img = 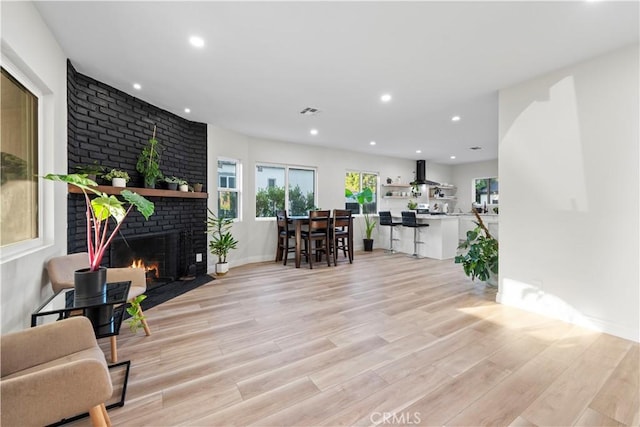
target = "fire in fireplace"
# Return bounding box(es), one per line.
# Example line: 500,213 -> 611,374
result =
110,231 -> 179,288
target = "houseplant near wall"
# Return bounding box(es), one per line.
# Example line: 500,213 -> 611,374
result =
454,211 -> 498,286
136,125 -> 162,188
345,187 -> 376,251
163,176 -> 180,191
103,169 -> 130,187
74,161 -> 105,182
44,173 -> 154,291
207,209 -> 238,276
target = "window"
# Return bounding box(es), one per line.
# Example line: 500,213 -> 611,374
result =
217,159 -> 240,219
474,177 -> 499,205
255,164 -> 316,217
345,171 -> 378,214
1,67 -> 39,247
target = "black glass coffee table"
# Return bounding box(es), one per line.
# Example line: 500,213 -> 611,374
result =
31,281 -> 131,339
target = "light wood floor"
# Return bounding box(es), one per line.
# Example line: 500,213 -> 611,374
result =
82,250 -> 637,426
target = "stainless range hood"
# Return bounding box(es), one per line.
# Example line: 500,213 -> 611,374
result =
413,160 -> 440,186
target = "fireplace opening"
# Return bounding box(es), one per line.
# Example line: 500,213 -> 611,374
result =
110,231 -> 179,288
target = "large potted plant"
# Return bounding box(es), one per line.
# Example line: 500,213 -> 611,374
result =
136,125 -> 162,188
454,211 -> 498,286
345,187 -> 376,251
207,209 -> 238,276
44,173 -> 154,292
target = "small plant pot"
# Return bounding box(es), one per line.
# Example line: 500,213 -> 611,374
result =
215,262 -> 229,276
166,182 -> 178,191
112,177 -> 127,187
363,239 -> 374,252
179,184 -> 189,192
193,183 -> 203,192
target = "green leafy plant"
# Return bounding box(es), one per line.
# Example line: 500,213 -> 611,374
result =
163,176 -> 181,184
102,169 -> 130,182
74,161 -> 105,177
126,294 -> 147,333
454,212 -> 498,283
44,173 -> 154,271
345,187 -> 376,239
407,199 -> 418,210
136,125 -> 162,187
207,209 -> 239,264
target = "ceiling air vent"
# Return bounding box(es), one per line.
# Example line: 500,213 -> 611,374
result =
469,146 -> 483,150
300,107 -> 320,116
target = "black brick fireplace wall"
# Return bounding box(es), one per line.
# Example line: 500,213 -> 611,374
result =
66,61 -> 208,276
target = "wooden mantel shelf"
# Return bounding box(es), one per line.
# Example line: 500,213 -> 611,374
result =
67,184 -> 208,199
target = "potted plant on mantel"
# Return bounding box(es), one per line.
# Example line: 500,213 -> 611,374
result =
102,168 -> 130,187
44,173 -> 154,298
345,187 -> 376,251
454,210 -> 498,286
136,125 -> 163,188
207,209 -> 238,276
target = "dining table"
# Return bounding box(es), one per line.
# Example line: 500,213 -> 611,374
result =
287,213 -> 354,268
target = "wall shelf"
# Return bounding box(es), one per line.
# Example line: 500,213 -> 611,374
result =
67,184 -> 208,199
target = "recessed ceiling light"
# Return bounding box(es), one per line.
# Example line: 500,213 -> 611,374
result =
184,108 -> 191,113
380,94 -> 392,103
450,155 -> 456,159
189,36 -> 205,48
133,83 -> 141,90
370,141 -> 376,146
310,129 -> 319,136
451,115 -> 461,122
416,150 -> 422,154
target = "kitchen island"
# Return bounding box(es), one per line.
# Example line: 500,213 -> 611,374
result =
388,213 -> 459,260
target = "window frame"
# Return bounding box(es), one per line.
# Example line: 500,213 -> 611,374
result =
0,57 -> 45,261
255,162 -> 317,219
473,176 -> 499,206
345,170 -> 379,215
217,157 -> 241,221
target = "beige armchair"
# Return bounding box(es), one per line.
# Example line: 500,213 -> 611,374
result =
46,253 -> 152,362
1,316 -> 113,426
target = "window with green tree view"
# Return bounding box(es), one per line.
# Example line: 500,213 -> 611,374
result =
255,164 -> 316,217
345,171 -> 378,214
474,177 -> 499,205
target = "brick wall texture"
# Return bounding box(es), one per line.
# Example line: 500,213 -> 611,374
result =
67,61 -> 208,276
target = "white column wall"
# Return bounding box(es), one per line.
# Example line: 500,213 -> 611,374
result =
498,45 -> 639,341
1,2 -> 69,333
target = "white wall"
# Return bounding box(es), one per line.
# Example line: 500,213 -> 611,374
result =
451,159 -> 499,213
498,45 -> 639,342
0,2 -> 69,333
207,125 -> 424,270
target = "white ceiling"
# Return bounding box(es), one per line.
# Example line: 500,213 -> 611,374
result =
34,1 -> 638,164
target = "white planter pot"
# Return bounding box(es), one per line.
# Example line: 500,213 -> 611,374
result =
179,184 -> 189,192
112,178 -> 127,187
215,262 -> 229,276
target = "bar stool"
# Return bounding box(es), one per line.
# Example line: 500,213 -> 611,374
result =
401,211 -> 429,258
378,211 -> 401,253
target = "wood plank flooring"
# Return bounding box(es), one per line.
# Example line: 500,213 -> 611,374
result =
77,250 -> 638,426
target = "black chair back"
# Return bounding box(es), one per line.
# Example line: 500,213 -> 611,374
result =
401,211 -> 418,227
379,211 -> 393,226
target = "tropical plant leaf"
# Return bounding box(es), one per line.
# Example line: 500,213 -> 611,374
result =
121,190 -> 155,220
43,173 -> 99,195
91,195 -> 126,222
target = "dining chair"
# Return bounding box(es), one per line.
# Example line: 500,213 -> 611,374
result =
276,210 -> 296,265
332,209 -> 353,265
301,210 -> 332,268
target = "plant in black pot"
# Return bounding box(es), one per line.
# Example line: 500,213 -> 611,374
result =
454,211 -> 498,286
44,174 -> 154,325
163,176 -> 180,191
207,209 -> 239,276
74,161 -> 105,183
345,187 -> 376,251
136,125 -> 163,188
